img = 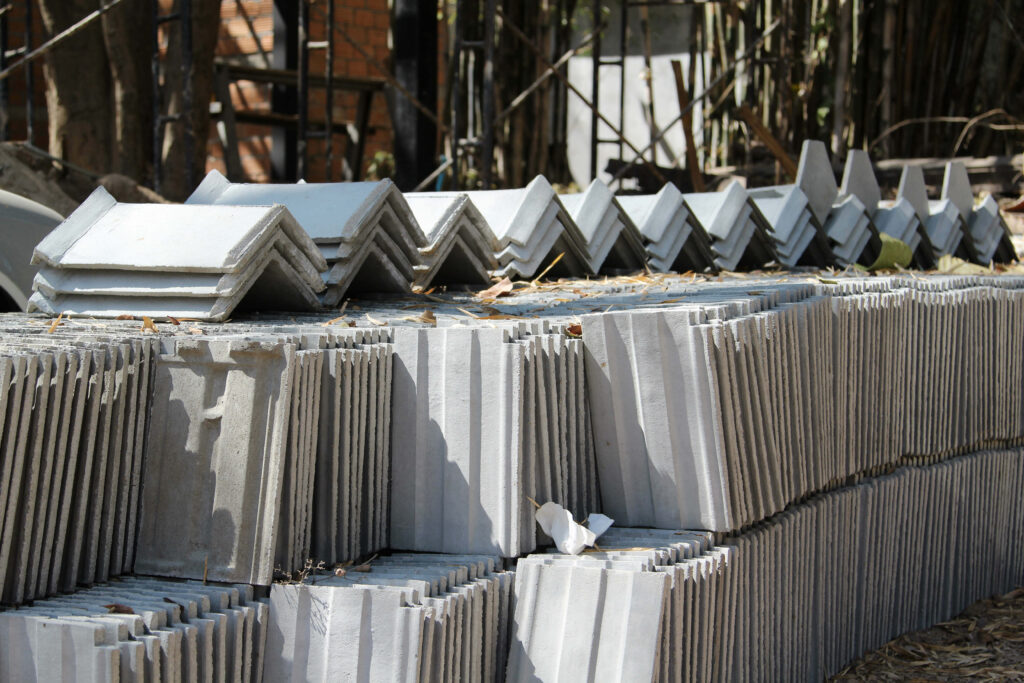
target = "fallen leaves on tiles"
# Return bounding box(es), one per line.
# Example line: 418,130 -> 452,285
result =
936,254 -> 992,275
476,277 -> 515,299
141,315 -> 158,333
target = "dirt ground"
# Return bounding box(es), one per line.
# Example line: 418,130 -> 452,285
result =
832,587 -> 1024,681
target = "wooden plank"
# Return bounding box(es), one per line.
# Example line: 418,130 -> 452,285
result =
736,104 -> 799,180
213,66 -> 244,181
670,59 -> 705,192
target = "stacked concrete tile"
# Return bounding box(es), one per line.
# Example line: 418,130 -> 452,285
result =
187,169 -> 426,305
0,329 -> 155,606
746,184 -> 833,268
792,141 -> 880,266
841,150 -> 937,268
435,176 -> 593,279
969,194 -> 1018,264
404,193 -> 499,288
0,577 -> 267,683
134,325 -> 395,586
933,160 -> 1019,264
557,180 -> 648,273
27,187 -> 327,321
389,322 -> 598,558
616,184 -> 718,273
134,336 -> 297,586
583,276 -> 1024,531
310,341 -> 394,566
683,181 -> 778,271
508,447 -> 1024,682
725,447 -> 1024,682
506,528 -> 727,683
911,162 -> 970,259
264,553 -> 514,682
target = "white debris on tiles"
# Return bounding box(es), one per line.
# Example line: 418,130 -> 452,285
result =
0,577 -> 267,683
27,186 -> 327,321
683,181 -> 779,271
264,553 -> 514,683
187,169 -> 426,305
404,193 -> 500,289
557,179 -> 648,273
616,183 -> 718,273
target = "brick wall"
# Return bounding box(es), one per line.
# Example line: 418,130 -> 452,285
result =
209,0 -> 395,183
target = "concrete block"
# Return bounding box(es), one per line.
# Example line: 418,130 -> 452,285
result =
795,140 -> 839,225
684,182 -> 778,271
506,561 -> 669,682
616,184 -> 717,274
405,193 -> 499,287
559,179 -> 648,273
135,337 -> 296,585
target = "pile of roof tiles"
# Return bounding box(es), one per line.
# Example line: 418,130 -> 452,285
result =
389,322 -> 599,559
265,553 -> 514,682
584,275 -> 1024,532
134,328 -> 395,585
0,577 -> 266,682
5,223 -> 1024,682
506,447 -> 1024,682
23,142 -> 1018,323
0,325 -> 156,607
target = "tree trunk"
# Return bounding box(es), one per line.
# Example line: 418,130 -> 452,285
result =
100,0 -> 155,181
158,0 -> 220,200
37,0 -> 114,173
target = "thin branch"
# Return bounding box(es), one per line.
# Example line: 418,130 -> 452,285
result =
0,0 -> 129,82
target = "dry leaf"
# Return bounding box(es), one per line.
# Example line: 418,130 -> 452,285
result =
104,603 -> 135,614
418,310 -> 437,325
456,307 -> 480,319
365,313 -> 387,326
167,316 -> 181,326
187,326 -> 204,335
476,277 -> 514,299
141,316 -> 158,333
321,315 -> 348,327
566,323 -> 582,337
47,312 -> 63,334
115,314 -> 134,321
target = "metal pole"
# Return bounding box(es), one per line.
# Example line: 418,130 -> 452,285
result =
296,0 -> 308,180
0,3 -> 9,141
23,0 -> 31,143
323,0 -> 334,180
589,0 -> 600,179
151,0 -> 162,193
181,0 -> 193,193
479,0 -> 495,188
